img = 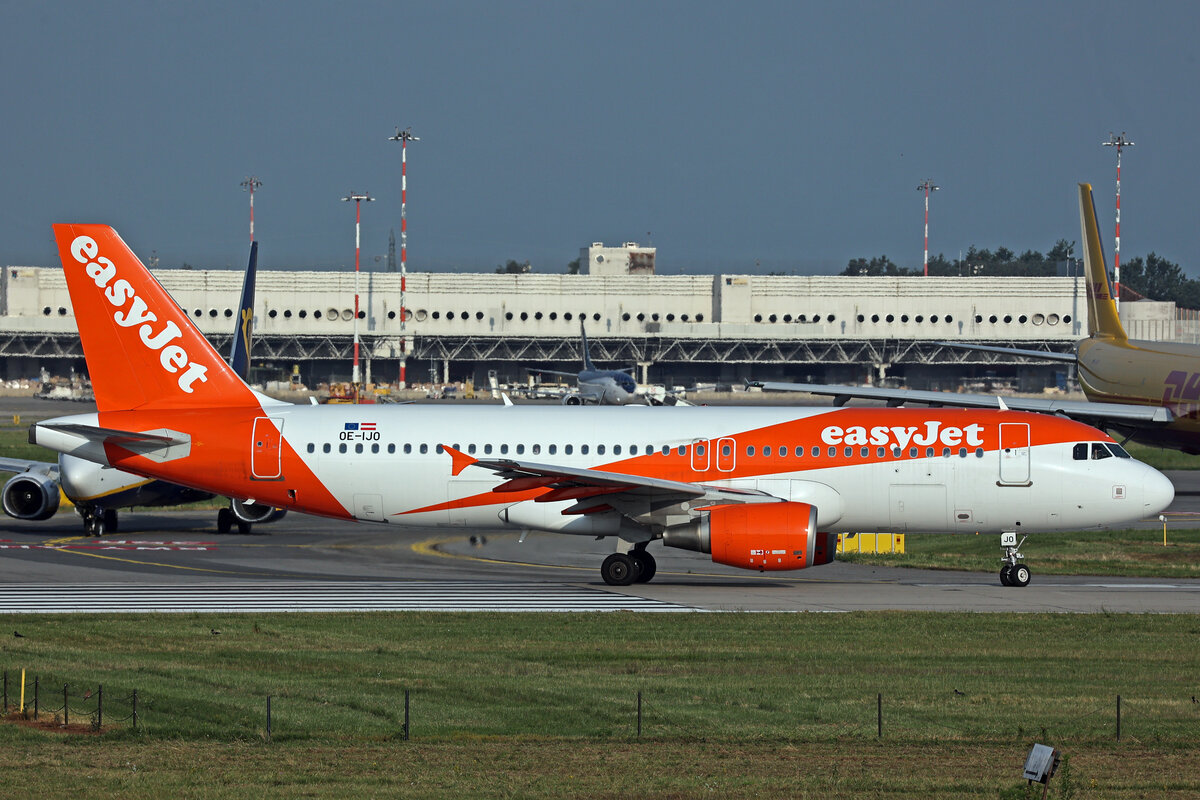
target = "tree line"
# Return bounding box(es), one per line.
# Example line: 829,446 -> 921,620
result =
841,242 -> 1196,308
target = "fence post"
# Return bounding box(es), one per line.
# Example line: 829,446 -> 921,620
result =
63,684 -> 68,727
1116,695 -> 1121,742
97,685 -> 103,731
3,669 -> 6,713
877,693 -> 882,738
266,695 -> 272,742
132,689 -> 138,732
403,690 -> 410,741
34,675 -> 38,719
637,690 -> 642,739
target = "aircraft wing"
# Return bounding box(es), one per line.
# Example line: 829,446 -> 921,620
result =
0,457 -> 58,478
527,368 -> 579,379
442,445 -> 779,515
749,381 -> 1173,426
932,341 -> 1078,363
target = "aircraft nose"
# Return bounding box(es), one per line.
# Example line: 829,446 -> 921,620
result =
1142,467 -> 1175,516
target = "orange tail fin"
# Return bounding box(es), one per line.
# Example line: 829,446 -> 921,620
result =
52,225 -> 259,412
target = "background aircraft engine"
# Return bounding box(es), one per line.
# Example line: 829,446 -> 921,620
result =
561,393 -> 584,406
230,498 -> 280,524
663,501 -> 836,571
2,473 -> 61,521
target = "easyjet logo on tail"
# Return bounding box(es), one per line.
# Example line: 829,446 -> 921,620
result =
69,235 -> 208,393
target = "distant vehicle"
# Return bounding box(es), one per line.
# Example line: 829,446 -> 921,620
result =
752,183 -> 1196,451
530,320 -> 694,405
0,240 -> 284,535
29,223 -> 1174,588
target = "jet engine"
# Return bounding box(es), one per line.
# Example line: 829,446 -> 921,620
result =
662,501 -> 836,571
230,498 -> 286,524
561,393 -> 585,406
2,472 -> 62,521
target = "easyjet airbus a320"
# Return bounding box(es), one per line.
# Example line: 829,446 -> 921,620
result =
31,226 -> 1173,587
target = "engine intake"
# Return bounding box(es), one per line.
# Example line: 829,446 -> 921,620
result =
230,498 -> 285,524
663,501 -> 835,571
2,473 -> 62,521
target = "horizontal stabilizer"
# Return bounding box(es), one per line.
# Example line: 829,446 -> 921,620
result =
32,421 -> 192,463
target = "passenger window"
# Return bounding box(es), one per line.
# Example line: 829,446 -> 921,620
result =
844,447 -> 853,457
468,443 -> 477,455
909,448 -> 918,458
403,443 -> 412,454
483,443 -> 492,455
1072,443 -> 1087,460
676,446 -> 685,456
613,445 -> 621,455
779,446 -> 788,457
745,445 -> 754,456
516,444 -> 525,455
436,445 -> 445,454
370,443 -> 379,454
828,447 -> 836,457
942,448 -> 950,458
597,444 -> 606,455
565,444 -> 573,455
1091,443 -> 1112,460
549,444 -> 557,455
694,445 -> 703,456
306,443 -> 315,453
959,448 -> 967,458
975,448 -> 984,457
581,444 -> 589,455
860,447 -> 869,457
764,446 -> 772,457
339,443 -> 347,454
532,444 -> 540,455
387,443 -> 396,454
322,443 -> 331,454
926,447 -> 934,458
892,447 -> 901,457
812,446 -> 820,457
877,447 -> 885,457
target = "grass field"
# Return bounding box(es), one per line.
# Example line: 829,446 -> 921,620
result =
2,613 -> 1200,798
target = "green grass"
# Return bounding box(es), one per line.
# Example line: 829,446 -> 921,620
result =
2,613 -> 1200,797
841,528 -> 1200,578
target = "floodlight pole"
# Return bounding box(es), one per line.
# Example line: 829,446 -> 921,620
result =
342,192 -> 374,402
389,126 -> 419,389
917,180 -> 939,276
240,176 -> 263,243
1103,133 -> 1134,313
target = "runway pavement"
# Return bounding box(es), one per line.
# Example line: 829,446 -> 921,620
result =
2,501 -> 1199,613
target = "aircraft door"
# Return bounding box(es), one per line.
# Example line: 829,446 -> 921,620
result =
251,417 -> 284,480
716,437 -> 736,472
690,439 -> 710,472
998,423 -> 1030,485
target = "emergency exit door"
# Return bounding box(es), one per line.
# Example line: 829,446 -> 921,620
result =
251,417 -> 284,479
998,422 -> 1030,485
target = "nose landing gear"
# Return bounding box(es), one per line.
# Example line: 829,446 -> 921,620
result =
999,531 -> 1030,587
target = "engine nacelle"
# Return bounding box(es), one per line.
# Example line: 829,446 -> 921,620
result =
662,501 -> 836,571
561,393 -> 585,406
2,472 -> 62,521
230,498 -> 283,524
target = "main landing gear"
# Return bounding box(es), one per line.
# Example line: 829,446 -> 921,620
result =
216,507 -> 252,535
80,507 -> 118,537
601,545 -> 657,586
999,531 -> 1031,587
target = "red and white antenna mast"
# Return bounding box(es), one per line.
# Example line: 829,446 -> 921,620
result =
389,126 -> 418,389
240,176 -> 263,242
341,191 -> 374,403
1103,132 -> 1134,313
916,179 -> 939,276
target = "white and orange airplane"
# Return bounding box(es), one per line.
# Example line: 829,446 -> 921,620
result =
30,225 -> 1174,587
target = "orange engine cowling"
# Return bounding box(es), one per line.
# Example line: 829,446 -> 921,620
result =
700,502 -> 835,571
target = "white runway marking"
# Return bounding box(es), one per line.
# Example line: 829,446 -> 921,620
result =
0,581 -> 691,613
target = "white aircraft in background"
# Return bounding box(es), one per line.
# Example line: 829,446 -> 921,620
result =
1,240 -> 284,535
31,225 -> 1172,586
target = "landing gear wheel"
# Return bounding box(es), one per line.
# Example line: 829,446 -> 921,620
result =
237,520 -> 252,535
630,551 -> 657,583
1009,564 -> 1031,587
217,507 -> 233,534
90,516 -> 106,537
601,553 -> 637,586
102,508 -> 119,533
999,564 -> 1013,586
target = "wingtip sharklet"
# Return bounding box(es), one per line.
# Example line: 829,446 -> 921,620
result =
441,444 -> 478,477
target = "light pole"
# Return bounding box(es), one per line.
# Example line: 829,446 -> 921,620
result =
240,176 -> 262,243
1103,132 -> 1134,313
389,126 -> 418,389
917,180 -> 939,276
342,192 -> 374,402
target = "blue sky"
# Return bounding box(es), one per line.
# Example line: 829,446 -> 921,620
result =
2,1 -> 1197,274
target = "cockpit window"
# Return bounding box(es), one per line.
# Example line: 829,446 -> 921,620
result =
1090,443 -> 1112,460
1072,443 -> 1087,460
1106,443 -> 1132,458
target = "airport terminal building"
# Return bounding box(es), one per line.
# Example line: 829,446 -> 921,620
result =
0,258 -> 1182,391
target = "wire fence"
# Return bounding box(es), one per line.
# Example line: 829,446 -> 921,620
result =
4,668 -> 1200,743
